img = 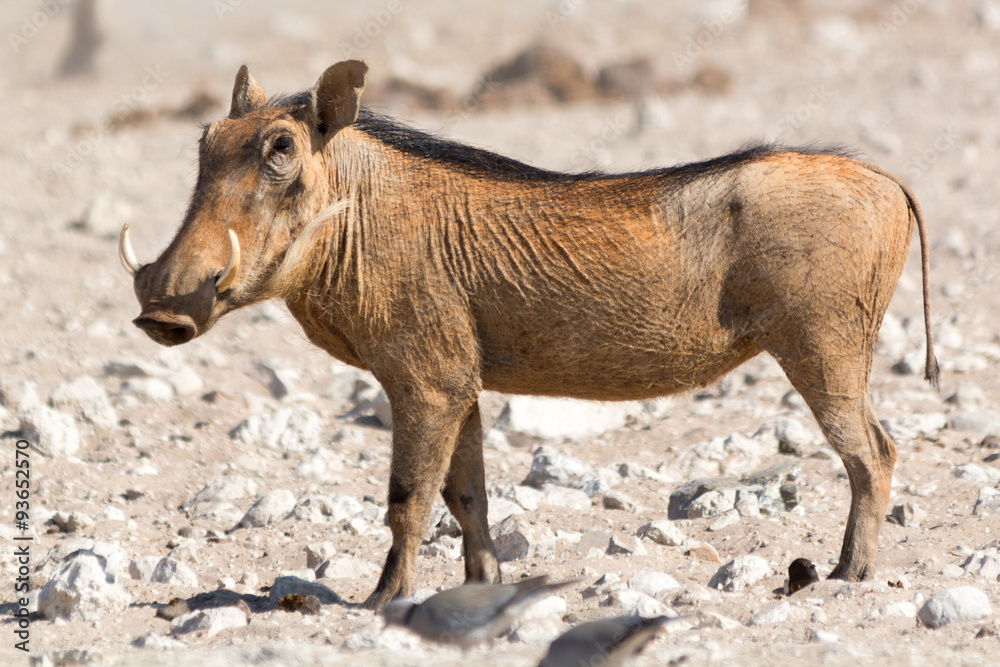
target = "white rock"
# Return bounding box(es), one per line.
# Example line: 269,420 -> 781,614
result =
268,576 -> 342,604
880,413 -> 947,443
638,520 -> 686,546
491,484 -> 543,512
38,552 -> 131,621
628,570 -> 680,598
239,489 -> 297,527
170,605 -> 250,637
673,431 -> 764,479
709,555 -> 772,592
523,451 -> 591,488
167,365 -> 204,396
36,540 -> 130,581
869,601 -> 917,619
491,515 -> 554,562
954,464 -> 1000,483
890,502 -> 928,528
129,556 -> 162,582
810,629 -> 838,643
498,396 -> 644,441
96,506 -> 126,522
122,377 -> 175,402
290,494 -> 364,524
602,589 -> 671,618
962,551 -> 1000,579
918,586 -> 992,628
0,378 -> 40,411
687,488 -> 738,519
508,616 -> 564,645
183,475 -> 260,511
316,557 -> 380,579
695,611 -> 742,631
950,411 -> 1000,436
973,487 -> 1000,516
306,541 -> 338,569
576,466 -> 622,497
151,558 -> 199,588
193,503 -> 243,524
602,489 -> 638,512
230,407 -> 323,453
49,376 -> 117,429
19,406 -> 81,457
293,447 -> 345,482
539,485 -> 592,511
484,428 -> 512,452
748,601 -> 790,626
607,534 -> 647,556
709,509 -> 741,531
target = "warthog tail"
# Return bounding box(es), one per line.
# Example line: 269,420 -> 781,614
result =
860,161 -> 940,390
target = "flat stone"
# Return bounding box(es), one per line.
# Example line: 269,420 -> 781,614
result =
709,555 -> 772,592
539,485 -> 592,511
290,494 -> 364,524
150,558 -> 199,588
869,601 -> 917,619
19,405 -> 80,457
38,552 -> 131,621
708,509 -> 741,531
498,397 -> 644,442
601,589 -> 670,618
973,487 -> 1000,516
49,376 -> 117,429
748,601 -> 790,626
954,464 -> 1000,483
229,407 -> 322,453
687,542 -> 722,564
637,520 -> 686,547
918,586 -> 992,628
628,570 -> 680,598
170,604 -> 250,637
316,556 -> 379,580
669,461 -> 802,519
238,489 -> 296,528
607,534 -> 647,556
182,475 -> 260,511
306,541 -> 338,569
890,502 -> 928,528
522,451 -> 590,488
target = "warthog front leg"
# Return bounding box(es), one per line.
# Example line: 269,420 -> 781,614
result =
441,402 -> 500,585
363,389 -> 478,611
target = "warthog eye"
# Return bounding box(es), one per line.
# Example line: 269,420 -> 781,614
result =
272,135 -> 294,153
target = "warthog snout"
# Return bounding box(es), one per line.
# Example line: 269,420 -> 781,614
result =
133,312 -> 197,346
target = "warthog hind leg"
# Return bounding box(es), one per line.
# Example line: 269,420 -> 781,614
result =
441,401 -> 501,585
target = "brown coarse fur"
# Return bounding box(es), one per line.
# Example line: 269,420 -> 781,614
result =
128,60 -> 938,611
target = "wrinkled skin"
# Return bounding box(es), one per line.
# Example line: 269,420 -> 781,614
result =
128,60 -> 937,611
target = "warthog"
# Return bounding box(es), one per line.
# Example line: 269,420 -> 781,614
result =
122,60 -> 937,610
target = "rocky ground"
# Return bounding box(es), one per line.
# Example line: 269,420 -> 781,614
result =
2,0 -> 1000,665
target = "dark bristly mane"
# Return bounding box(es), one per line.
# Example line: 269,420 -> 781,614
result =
269,92 -> 853,183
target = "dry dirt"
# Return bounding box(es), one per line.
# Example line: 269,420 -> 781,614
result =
2,1 -> 1000,665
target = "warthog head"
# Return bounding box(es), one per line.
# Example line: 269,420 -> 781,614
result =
121,61 -> 367,346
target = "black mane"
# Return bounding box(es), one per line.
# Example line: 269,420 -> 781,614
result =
270,93 -> 852,183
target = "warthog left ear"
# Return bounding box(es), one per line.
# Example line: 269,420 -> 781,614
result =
311,60 -> 368,139
230,65 -> 267,118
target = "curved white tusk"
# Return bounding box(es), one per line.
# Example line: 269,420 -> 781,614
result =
118,222 -> 141,276
215,229 -> 241,293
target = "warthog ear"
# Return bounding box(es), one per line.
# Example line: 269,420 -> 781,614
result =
230,65 -> 267,118
311,60 -> 368,139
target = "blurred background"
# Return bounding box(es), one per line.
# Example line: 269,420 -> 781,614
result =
1,0 -> 997,404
